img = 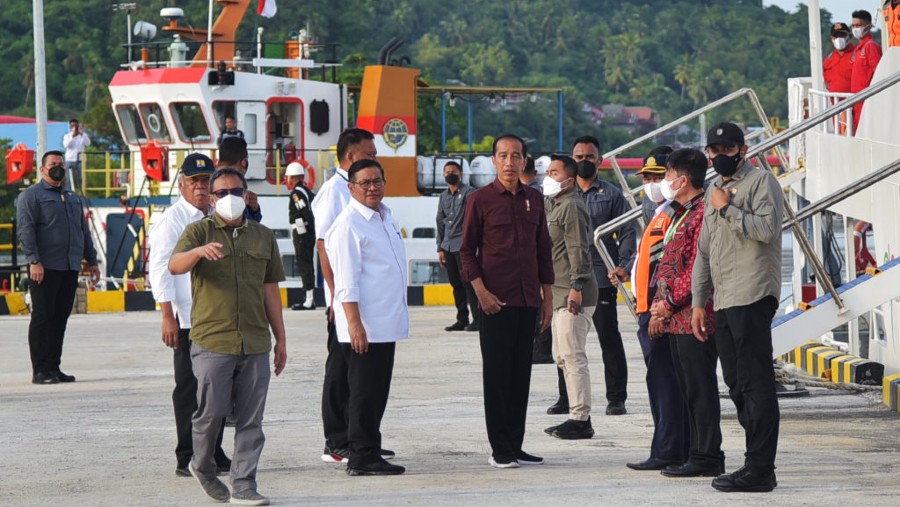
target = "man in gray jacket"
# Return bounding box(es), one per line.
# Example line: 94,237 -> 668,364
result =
691,122 -> 783,493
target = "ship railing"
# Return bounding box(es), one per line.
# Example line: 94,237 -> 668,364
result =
807,89 -> 854,137
594,70 -> 900,320
120,39 -> 341,78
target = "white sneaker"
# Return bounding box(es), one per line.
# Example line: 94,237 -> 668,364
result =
489,456 -> 520,469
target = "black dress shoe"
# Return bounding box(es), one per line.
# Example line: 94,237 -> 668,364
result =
711,466 -> 777,492
54,370 -> 76,382
464,323 -> 479,332
626,458 -> 683,471
661,461 -> 725,477
605,401 -> 627,415
175,466 -> 191,477
532,353 -> 554,364
551,418 -> 594,440
444,321 -> 467,332
215,456 -> 232,475
546,398 -> 569,415
346,459 -> 405,476
32,372 -> 59,385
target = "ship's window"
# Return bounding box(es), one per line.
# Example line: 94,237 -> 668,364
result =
243,113 -> 258,144
212,101 -> 236,132
139,103 -> 172,143
115,104 -> 146,144
170,102 -> 211,143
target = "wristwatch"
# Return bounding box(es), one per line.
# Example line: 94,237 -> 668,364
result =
571,280 -> 584,292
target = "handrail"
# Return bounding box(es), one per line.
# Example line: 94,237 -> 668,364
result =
781,158 -> 900,230
594,69 -> 900,318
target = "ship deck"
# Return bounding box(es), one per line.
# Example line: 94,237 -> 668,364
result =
1,306 -> 898,506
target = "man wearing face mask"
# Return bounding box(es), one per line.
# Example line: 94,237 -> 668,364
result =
850,10 -> 883,133
692,122 -> 784,493
823,23 -> 854,94
169,167 -> 286,505
17,151 -> 101,384
540,155 -> 598,440
622,149 -> 690,472
550,136 -> 635,417
217,136 -> 262,222
650,148 -> 723,479
436,161 -> 478,332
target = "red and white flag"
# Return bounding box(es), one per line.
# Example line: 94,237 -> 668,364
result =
258,0 -> 277,18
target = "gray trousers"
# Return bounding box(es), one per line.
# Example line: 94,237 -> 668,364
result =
191,343 -> 271,492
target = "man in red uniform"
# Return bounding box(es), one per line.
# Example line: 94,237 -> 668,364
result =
823,23 -> 854,93
850,10 -> 883,133
883,0 -> 900,47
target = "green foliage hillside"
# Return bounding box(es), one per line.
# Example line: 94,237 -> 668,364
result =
1,0 -> 835,155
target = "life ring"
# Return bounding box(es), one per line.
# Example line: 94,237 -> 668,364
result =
853,221 -> 876,274
297,159 -> 315,190
146,113 -> 162,134
280,159 -> 316,190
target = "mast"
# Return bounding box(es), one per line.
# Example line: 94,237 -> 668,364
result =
808,0 -> 824,91
32,0 -> 48,156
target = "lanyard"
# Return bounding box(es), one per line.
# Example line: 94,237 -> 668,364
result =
663,208 -> 691,246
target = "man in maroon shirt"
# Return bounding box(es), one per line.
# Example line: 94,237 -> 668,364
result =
460,134 -> 554,469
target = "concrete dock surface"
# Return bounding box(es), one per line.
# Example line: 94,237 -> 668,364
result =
2,306 -> 898,506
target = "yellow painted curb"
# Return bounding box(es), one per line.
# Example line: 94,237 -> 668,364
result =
4,293 -> 29,315
423,284 -> 455,306
86,291 -> 125,313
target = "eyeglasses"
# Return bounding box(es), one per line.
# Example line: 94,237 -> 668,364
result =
212,187 -> 245,198
350,178 -> 385,189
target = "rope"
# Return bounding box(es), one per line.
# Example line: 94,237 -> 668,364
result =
775,361 -> 881,392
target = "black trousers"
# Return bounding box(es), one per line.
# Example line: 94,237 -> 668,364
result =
28,269 -> 78,375
534,318 -> 552,359
173,328 -> 227,467
715,296 -> 780,473
292,232 -> 316,291
592,287 -> 628,402
669,332 -> 724,467
443,250 -> 478,325
636,313 -> 689,461
322,310 -> 350,450
341,342 -> 396,467
481,306 -> 537,460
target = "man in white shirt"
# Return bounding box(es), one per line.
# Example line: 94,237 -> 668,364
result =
148,153 -> 230,478
62,119 -> 90,192
325,159 -> 408,476
311,128 -> 393,464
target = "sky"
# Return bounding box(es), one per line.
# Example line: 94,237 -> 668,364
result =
762,0 -> 884,26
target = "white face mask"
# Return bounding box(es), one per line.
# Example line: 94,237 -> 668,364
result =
541,176 -> 566,198
852,26 -> 868,40
215,194 -> 246,221
659,177 -> 681,201
643,182 -> 665,203
832,37 -> 849,50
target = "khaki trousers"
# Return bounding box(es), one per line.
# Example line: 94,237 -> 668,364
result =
551,306 -> 595,421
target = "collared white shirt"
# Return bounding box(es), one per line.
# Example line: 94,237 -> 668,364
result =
62,131 -> 91,162
325,198 -> 409,344
311,166 -> 350,303
148,197 -> 208,328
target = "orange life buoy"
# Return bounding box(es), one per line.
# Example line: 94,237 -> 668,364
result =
281,159 -> 316,191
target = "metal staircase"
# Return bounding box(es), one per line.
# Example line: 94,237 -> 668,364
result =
772,258 -> 900,358
591,70 -> 900,359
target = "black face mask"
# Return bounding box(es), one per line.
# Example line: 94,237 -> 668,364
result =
576,160 -> 597,179
711,149 -> 743,177
444,173 -> 460,185
48,165 -> 66,182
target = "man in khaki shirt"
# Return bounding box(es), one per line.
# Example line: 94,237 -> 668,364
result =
691,122 -> 783,494
540,155 -> 598,441
170,167 -> 286,505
